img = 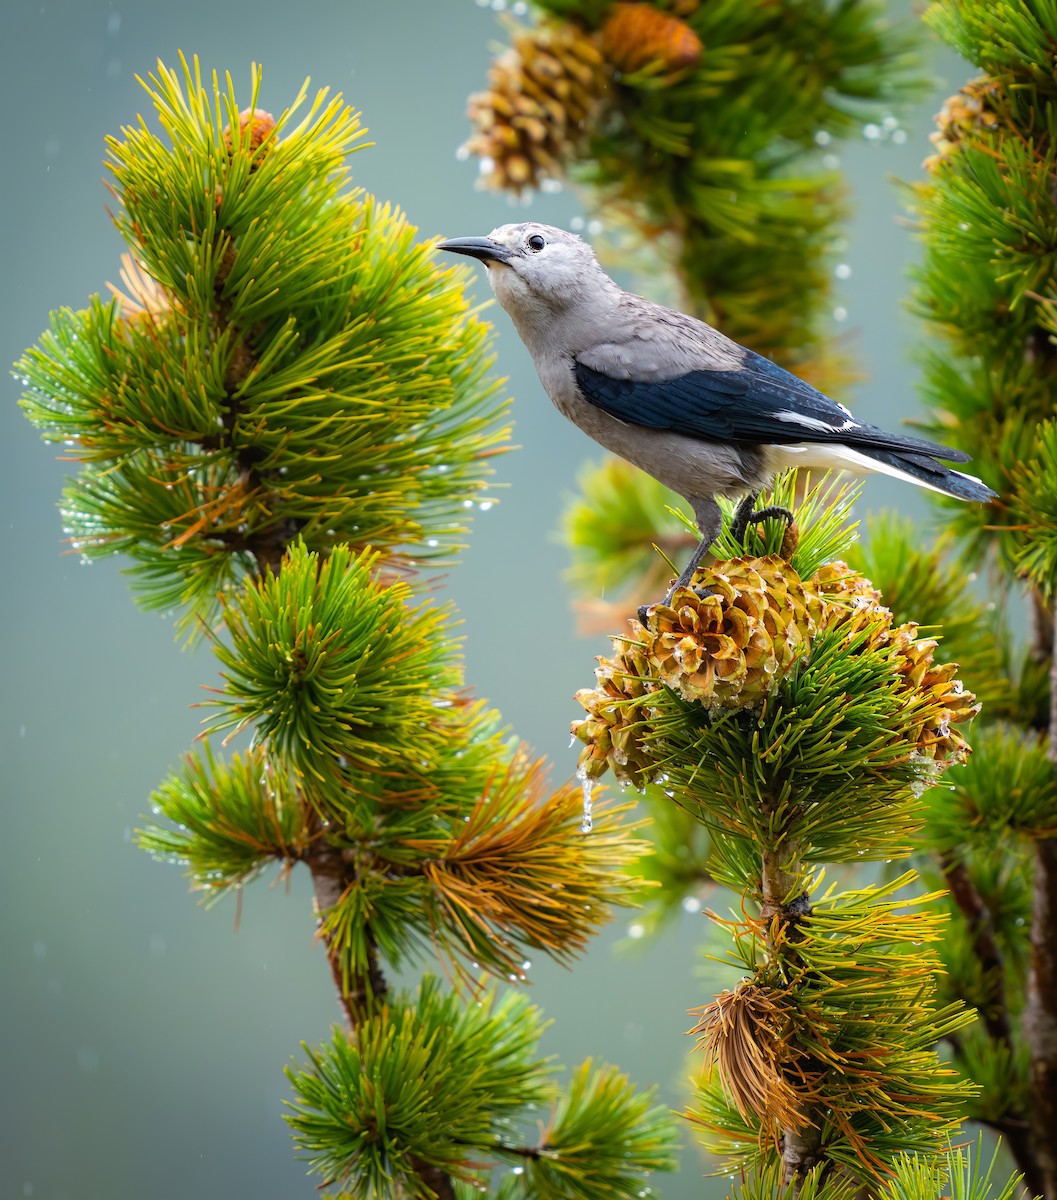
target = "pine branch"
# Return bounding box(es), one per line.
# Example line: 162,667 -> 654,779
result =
940,854 -> 1012,1048
758,813 -> 820,1186
1024,834 -> 1057,1198
1022,605 -> 1057,1198
306,843 -> 388,1025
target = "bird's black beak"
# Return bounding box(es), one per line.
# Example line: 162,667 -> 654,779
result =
436,236 -> 513,265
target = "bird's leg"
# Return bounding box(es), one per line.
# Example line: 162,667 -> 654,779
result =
664,535 -> 714,602
638,498 -> 722,621
641,542 -> 715,623
731,490 -> 794,546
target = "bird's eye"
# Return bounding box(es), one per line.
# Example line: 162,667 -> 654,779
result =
526,233 -> 546,252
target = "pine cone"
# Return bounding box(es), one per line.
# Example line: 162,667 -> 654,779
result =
642,557 -> 822,708
572,556 -> 979,784
572,556 -> 822,784
599,2 -> 703,76
574,636 -> 655,784
923,77 -> 1001,173
464,21 -> 608,195
814,559 -> 892,646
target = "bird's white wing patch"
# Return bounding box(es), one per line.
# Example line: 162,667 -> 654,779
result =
772,410 -> 857,433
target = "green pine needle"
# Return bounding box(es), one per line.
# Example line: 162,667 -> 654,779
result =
563,467 -> 860,609
1009,419 -> 1057,596
884,1140 -> 1023,1200
925,721 -> 1057,849
516,1059 -> 679,1199
711,471 -> 861,578
285,977 -> 554,1198
692,875 -> 975,1180
203,542 -> 460,780
640,618 -> 947,877
138,740 -> 310,893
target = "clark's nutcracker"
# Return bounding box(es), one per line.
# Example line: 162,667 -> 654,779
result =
438,223 -> 996,597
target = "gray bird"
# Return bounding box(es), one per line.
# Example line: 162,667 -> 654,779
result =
437,222 -> 995,599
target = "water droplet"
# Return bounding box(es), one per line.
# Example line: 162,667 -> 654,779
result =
891,129 -> 907,144
833,305 -> 848,323
511,1167 -> 524,1176
478,500 -> 493,511
587,219 -> 603,236
863,123 -> 882,141
455,145 -> 469,161
681,896 -> 701,914
822,152 -> 840,170
577,768 -> 594,833
521,959 -> 532,971
834,262 -> 852,280
627,922 -> 645,939
814,130 -> 831,146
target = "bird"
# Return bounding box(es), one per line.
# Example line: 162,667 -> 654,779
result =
437,222 -> 996,601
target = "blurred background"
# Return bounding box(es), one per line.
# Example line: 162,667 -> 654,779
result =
0,2 -> 968,1197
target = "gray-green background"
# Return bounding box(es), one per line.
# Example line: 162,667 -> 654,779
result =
1,3 -> 966,1197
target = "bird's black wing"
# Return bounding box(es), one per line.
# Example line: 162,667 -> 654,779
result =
573,349 -> 971,463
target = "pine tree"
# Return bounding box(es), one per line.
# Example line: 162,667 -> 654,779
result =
15,55 -> 678,1200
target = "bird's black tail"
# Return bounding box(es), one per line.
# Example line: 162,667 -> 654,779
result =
862,445 -> 996,502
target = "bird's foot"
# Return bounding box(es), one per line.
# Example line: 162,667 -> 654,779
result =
731,497 -> 795,546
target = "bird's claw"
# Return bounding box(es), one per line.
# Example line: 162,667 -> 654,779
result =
731,496 -> 795,546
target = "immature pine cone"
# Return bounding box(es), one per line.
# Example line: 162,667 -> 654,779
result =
599,2 -> 703,76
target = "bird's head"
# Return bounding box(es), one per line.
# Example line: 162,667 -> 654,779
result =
437,223 -> 612,332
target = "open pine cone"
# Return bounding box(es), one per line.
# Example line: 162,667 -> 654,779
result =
573,556 -> 979,783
